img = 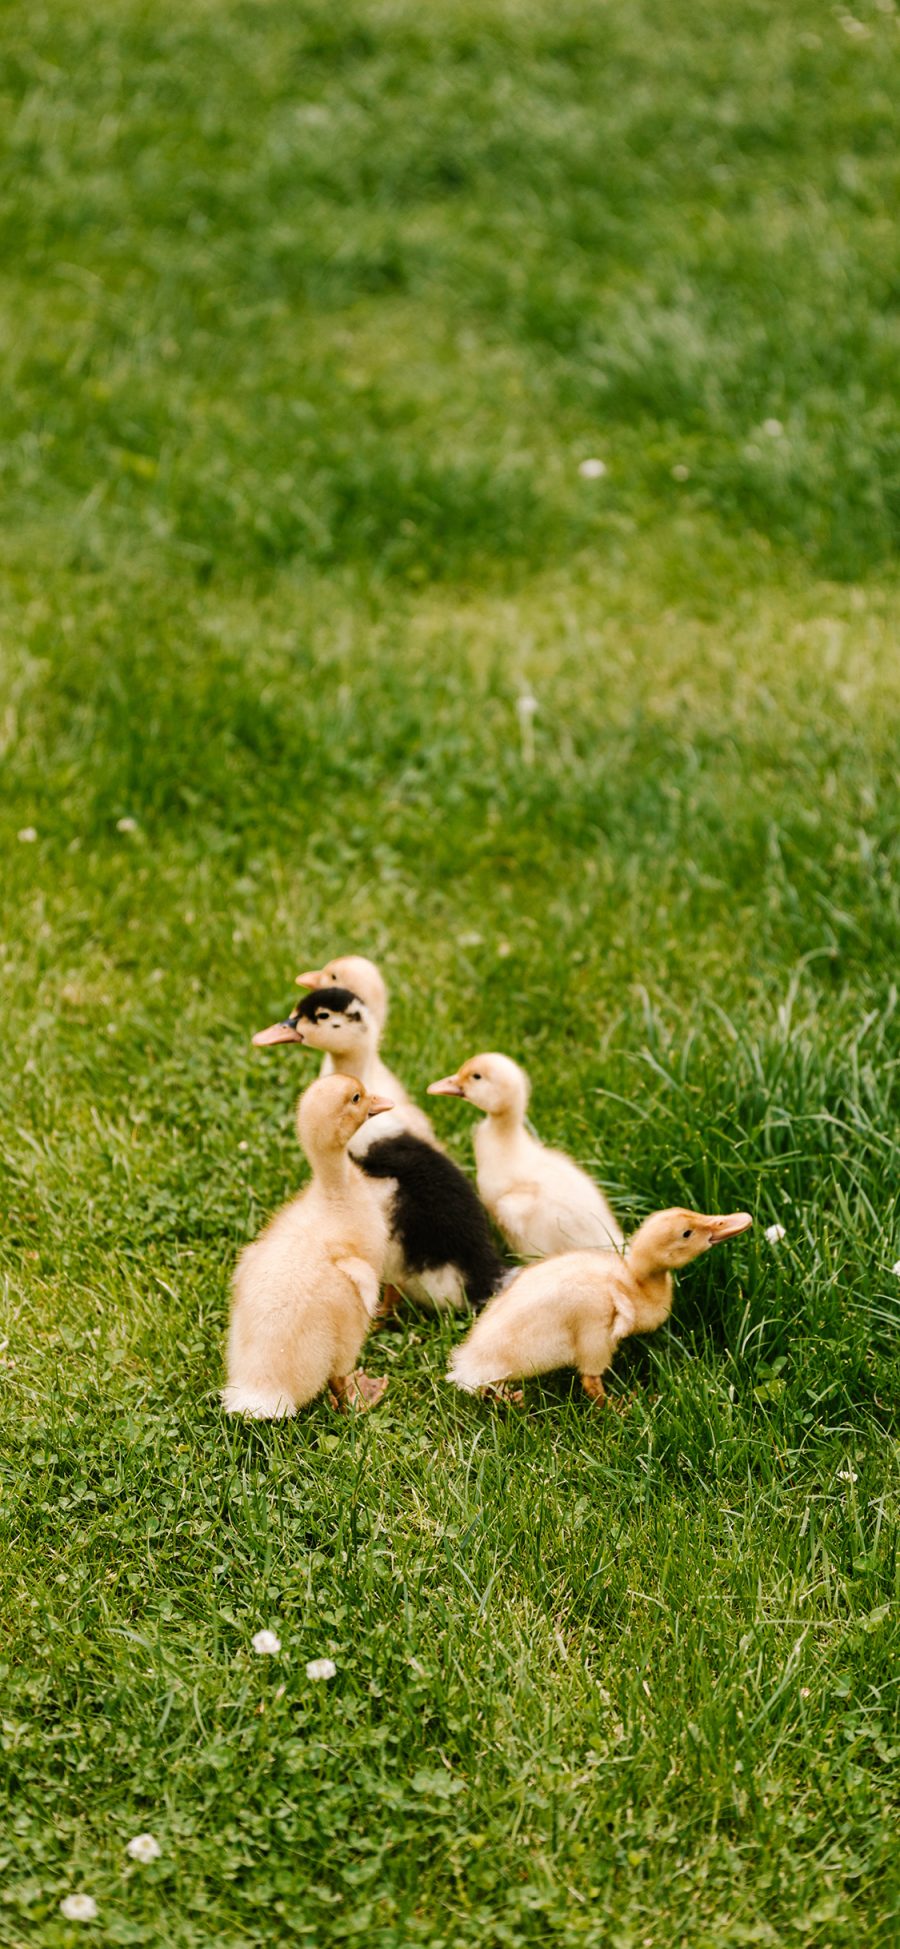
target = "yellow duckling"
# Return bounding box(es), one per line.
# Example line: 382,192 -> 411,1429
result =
447,1207 -> 752,1405
428,1052 -> 622,1256
222,1074 -> 393,1418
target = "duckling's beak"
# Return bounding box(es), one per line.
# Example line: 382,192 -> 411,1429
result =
366,1095 -> 394,1118
295,969 -> 323,989
706,1212 -> 753,1244
427,1075 -> 465,1097
252,1020 -> 305,1046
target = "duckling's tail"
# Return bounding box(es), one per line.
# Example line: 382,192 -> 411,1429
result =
447,1340 -> 503,1392
221,1385 -> 295,1419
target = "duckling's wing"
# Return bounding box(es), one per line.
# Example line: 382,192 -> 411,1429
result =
492,1184 -> 545,1256
333,1255 -> 381,1319
448,1253 -> 597,1387
545,1193 -> 623,1253
539,1152 -> 624,1251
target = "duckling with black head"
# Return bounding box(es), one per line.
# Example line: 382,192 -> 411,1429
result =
296,954 -> 389,1036
255,984 -> 435,1155
253,985 -> 508,1316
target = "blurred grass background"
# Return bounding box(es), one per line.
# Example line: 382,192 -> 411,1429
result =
1,2 -> 899,1945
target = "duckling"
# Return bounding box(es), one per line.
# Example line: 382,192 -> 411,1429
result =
359,1131 -> 508,1314
253,989 -> 508,1315
254,985 -> 436,1155
222,1074 -> 393,1418
447,1207 -> 752,1404
296,955 -> 389,1037
428,1053 -> 623,1257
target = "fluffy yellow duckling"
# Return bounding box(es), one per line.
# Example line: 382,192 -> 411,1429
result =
428,1052 -> 622,1256
447,1207 -> 752,1404
222,1074 -> 393,1418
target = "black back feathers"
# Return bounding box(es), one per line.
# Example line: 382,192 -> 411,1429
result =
359,1133 -> 507,1309
289,986 -> 367,1026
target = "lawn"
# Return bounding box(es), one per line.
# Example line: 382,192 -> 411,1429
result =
1,0 -> 899,1943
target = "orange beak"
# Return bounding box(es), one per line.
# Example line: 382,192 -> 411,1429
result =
252,1020 -> 305,1047
365,1096 -> 394,1119
705,1212 -> 753,1244
295,969 -> 323,989
427,1075 -> 465,1097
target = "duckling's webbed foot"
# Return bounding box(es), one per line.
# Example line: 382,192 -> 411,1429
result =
329,1370 -> 388,1414
369,1283 -> 406,1332
580,1374 -> 629,1413
483,1382 -> 525,1406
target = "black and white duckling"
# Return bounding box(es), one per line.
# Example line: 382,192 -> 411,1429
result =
254,985 -> 435,1155
223,1074 -> 393,1419
253,989 -> 507,1315
296,954 -> 389,1037
448,1207 -> 752,1405
428,1052 -> 623,1257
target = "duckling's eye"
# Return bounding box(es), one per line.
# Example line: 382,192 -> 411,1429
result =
682,1228 -> 692,1239
472,1073 -> 482,1080
352,1092 -> 360,1104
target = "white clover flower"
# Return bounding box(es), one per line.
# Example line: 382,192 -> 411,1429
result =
306,1657 -> 337,1682
837,1466 -> 858,1484
765,1223 -> 786,1244
126,1833 -> 161,1863
671,463 -> 690,481
17,827 -> 38,843
116,816 -> 139,834
516,690 -> 538,766
578,457 -> 607,479
762,418 -> 784,438
251,1629 -> 281,1655
60,1894 -> 98,1921
891,1260 -> 900,1277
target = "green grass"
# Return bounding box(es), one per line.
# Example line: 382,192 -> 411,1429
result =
1,0 -> 899,1942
